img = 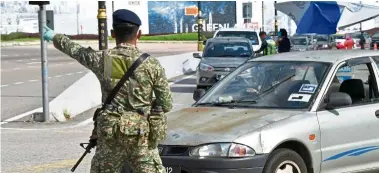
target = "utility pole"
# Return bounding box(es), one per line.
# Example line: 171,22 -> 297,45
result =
274,1 -> 278,36
262,1 -> 264,31
29,1 -> 50,122
76,2 -> 79,35
197,1 -> 204,51
97,1 -> 108,50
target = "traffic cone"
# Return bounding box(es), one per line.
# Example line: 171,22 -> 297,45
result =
374,43 -> 377,50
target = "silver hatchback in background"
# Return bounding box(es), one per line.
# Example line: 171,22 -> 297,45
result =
193,37 -> 254,91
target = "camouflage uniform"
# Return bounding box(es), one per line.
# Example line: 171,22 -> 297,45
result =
52,34 -> 173,173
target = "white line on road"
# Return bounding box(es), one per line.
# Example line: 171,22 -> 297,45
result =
1,85 -> 9,87
27,66 -> 38,68
31,59 -> 37,61
13,82 -> 24,85
2,55 -> 9,57
26,62 -> 41,65
28,79 -> 38,82
65,73 -> 74,76
12,68 -> 21,70
54,75 -> 63,78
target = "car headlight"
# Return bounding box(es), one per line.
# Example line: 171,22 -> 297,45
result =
189,142 -> 256,157
199,63 -> 214,72
322,44 -> 328,48
299,48 -> 306,51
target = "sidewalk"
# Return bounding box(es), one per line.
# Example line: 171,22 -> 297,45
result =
1,40 -> 198,47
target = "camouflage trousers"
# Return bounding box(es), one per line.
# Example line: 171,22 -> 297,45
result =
90,110 -> 165,173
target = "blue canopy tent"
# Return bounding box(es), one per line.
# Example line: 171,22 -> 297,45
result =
275,1 -> 379,34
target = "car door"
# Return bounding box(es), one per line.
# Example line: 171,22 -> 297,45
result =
316,57 -> 379,173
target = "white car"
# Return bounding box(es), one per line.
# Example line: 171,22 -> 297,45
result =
213,28 -> 262,52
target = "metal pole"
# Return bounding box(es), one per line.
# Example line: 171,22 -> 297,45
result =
112,1 -> 114,13
98,1 -> 108,50
197,1 -> 203,51
274,1 -> 278,36
38,4 -> 49,122
262,1 -> 264,31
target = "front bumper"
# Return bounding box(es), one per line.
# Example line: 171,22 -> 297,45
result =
161,155 -> 268,173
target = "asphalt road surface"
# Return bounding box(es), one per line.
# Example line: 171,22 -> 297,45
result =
1,74 -> 197,173
1,42 -> 196,121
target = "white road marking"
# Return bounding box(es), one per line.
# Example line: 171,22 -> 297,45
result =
27,66 -> 38,68
12,68 -> 21,70
28,79 -> 38,82
66,73 -> 74,76
76,71 -> 84,74
54,75 -> 63,78
2,55 -> 9,57
13,82 -> 24,85
16,59 -> 22,62
31,59 -> 37,61
68,62 -> 74,65
1,85 -> 9,87
26,62 -> 41,65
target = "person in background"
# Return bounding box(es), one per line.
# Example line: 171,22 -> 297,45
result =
344,34 -> 355,50
277,28 -> 291,53
254,31 -> 276,56
359,32 -> 366,50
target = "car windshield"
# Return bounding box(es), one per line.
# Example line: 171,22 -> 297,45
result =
196,61 -> 331,109
216,31 -> 259,45
203,41 -> 252,58
291,38 -> 308,45
372,33 -> 379,39
316,35 -> 328,42
333,35 -> 344,39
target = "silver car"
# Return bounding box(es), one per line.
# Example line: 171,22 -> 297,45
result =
159,50 -> 379,173
193,37 -> 254,90
290,36 -> 312,51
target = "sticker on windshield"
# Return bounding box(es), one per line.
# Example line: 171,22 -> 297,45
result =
299,84 -> 318,93
288,94 -> 312,102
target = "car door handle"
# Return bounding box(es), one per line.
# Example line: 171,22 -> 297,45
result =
376,110 -> 379,118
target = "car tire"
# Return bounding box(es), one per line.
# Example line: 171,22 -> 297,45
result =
263,148 -> 308,173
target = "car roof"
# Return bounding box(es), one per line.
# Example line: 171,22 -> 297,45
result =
207,37 -> 251,43
217,28 -> 258,32
250,50 -> 379,63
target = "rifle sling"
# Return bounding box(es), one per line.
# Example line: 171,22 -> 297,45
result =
100,53 -> 150,111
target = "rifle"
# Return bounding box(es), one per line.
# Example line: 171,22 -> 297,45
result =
71,142 -> 96,172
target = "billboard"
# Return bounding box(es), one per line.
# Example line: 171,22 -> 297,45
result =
148,1 -> 236,34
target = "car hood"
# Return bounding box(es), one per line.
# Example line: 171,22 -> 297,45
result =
292,45 -> 308,49
201,57 -> 248,68
161,107 -> 302,146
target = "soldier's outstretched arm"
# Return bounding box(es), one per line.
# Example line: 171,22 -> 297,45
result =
148,57 -> 173,113
52,34 -> 102,72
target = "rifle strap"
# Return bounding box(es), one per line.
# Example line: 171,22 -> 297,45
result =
93,53 -> 150,121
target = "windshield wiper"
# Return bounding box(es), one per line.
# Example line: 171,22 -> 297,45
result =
196,99 -> 258,109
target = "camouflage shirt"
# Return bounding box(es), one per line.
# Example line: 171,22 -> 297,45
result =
53,34 -> 173,113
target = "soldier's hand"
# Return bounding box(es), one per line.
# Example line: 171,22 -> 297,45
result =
43,25 -> 56,42
89,138 -> 97,147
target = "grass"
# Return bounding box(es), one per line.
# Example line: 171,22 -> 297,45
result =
1,32 -> 212,42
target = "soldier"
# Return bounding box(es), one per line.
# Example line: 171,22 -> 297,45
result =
43,9 -> 172,173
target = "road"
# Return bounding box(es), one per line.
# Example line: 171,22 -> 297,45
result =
1,42 -> 196,121
1,74 -> 197,173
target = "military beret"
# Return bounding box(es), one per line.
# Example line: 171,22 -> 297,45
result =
113,9 -> 141,26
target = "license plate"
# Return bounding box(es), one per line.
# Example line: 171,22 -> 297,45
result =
164,166 -> 181,173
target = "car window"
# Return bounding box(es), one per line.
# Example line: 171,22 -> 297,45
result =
203,42 -> 252,58
372,33 -> 379,39
196,61 -> 331,109
216,31 -> 259,45
324,60 -> 379,109
291,38 -> 308,45
373,57 -> 379,71
316,35 -> 328,42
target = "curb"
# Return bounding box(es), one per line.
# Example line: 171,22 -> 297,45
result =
1,40 -> 198,47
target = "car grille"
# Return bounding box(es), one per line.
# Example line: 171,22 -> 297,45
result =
213,67 -> 236,72
158,145 -> 192,156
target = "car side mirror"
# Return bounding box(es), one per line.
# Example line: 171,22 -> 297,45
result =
203,40 -> 207,45
193,89 -> 206,101
193,53 -> 201,59
325,92 -> 352,110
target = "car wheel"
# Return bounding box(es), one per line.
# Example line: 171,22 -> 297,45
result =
263,148 -> 308,173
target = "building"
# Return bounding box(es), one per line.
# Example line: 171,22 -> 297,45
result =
1,1 -> 377,36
